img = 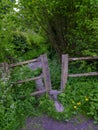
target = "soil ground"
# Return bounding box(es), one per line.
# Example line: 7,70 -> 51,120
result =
20,114 -> 98,130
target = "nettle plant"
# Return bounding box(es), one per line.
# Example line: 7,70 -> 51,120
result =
88,86 -> 98,123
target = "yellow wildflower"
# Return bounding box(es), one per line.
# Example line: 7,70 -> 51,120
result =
85,97 -> 89,101
77,102 -> 81,106
85,96 -> 89,101
74,106 -> 77,109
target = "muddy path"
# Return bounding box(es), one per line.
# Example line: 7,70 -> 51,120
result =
20,114 -> 98,130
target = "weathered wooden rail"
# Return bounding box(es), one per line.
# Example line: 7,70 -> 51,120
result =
61,54 -> 98,90
0,54 -> 52,95
0,54 -> 64,112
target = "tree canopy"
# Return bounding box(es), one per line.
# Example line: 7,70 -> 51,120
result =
19,0 -> 98,57
0,0 -> 98,61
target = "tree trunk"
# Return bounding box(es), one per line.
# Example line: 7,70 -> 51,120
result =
47,16 -> 67,58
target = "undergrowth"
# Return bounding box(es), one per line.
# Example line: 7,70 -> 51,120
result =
39,58 -> 98,123
0,65 -> 42,130
0,56 -> 98,130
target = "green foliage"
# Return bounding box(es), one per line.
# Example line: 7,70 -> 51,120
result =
0,24 -> 48,62
10,65 -> 42,82
0,66 -> 42,130
0,0 -> 21,62
19,0 -> 98,57
10,31 -> 48,60
38,95 -> 74,121
0,79 -> 21,130
0,0 -> 49,62
88,86 -> 98,123
49,55 -> 61,89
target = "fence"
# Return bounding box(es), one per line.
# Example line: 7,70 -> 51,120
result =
0,54 -> 53,96
61,54 -> 98,90
0,54 -> 63,112
1,54 -> 98,96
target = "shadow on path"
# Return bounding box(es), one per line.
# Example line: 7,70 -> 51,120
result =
21,114 -> 98,130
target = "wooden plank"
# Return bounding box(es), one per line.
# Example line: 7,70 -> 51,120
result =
9,58 -> 40,68
41,54 -> 52,92
4,62 -> 10,77
30,89 -> 46,96
49,90 -> 62,95
28,61 -> 42,70
0,62 -> 10,78
4,62 -> 8,72
69,56 -> 98,61
35,78 -> 45,91
60,54 -> 68,90
16,75 -> 43,84
20,89 -> 46,99
68,72 -> 98,77
28,58 -> 44,93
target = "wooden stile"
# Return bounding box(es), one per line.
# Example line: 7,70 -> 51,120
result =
41,54 -> 52,92
1,55 -> 52,95
1,55 -> 48,97
0,54 -> 64,112
60,54 -> 68,90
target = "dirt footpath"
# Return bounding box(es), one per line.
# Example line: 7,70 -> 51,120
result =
21,114 -> 98,130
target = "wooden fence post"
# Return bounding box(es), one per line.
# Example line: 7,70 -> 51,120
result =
4,62 -> 9,77
28,58 -> 45,91
0,62 -> 10,79
41,54 -> 52,92
60,54 -> 68,90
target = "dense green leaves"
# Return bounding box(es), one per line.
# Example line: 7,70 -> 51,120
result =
0,0 -> 98,59
19,0 -> 98,57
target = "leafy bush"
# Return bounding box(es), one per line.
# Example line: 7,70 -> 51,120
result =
88,86 -> 98,123
0,65 -> 42,130
11,32 -> 49,61
49,55 -> 61,89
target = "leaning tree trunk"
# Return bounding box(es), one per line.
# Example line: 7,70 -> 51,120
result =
47,16 -> 67,58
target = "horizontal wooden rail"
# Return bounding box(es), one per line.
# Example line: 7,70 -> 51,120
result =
20,89 -> 46,99
9,58 -> 40,68
69,56 -> 98,61
16,75 -> 43,84
30,89 -> 46,96
68,72 -> 98,77
49,90 -> 62,95
20,90 -> 62,99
